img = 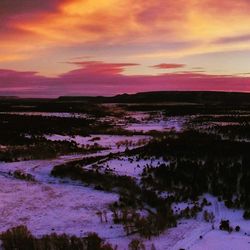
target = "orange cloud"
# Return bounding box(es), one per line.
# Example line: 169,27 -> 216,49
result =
1,0 -> 250,80
2,1 -> 250,49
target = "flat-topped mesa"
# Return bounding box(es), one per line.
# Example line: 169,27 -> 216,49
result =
58,91 -> 250,104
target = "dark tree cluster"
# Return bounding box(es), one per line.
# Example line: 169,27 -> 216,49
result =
0,138 -> 99,162
51,163 -> 141,193
10,170 -> 35,182
0,114 -> 109,138
0,98 -> 111,116
129,130 -> 250,217
0,226 -> 116,250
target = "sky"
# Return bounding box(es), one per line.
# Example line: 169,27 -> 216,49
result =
1,0 -> 250,97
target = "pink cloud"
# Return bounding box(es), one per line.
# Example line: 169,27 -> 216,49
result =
152,63 -> 186,69
1,62 -> 250,97
65,61 -> 139,75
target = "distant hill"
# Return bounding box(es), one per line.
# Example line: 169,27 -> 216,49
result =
58,91 -> 250,105
0,96 -> 19,100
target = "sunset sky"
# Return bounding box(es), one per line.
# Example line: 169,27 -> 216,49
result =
1,0 -> 250,97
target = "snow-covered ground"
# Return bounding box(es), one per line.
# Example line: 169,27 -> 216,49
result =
139,194 -> 250,250
0,151 -> 162,249
0,134 -> 152,248
190,230 -> 250,250
0,153 -> 138,249
90,155 -> 167,178
125,112 -> 187,132
0,175 -> 120,237
2,152 -> 250,249
1,110 -> 250,249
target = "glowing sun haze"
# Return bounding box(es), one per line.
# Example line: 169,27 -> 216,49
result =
1,0 -> 250,97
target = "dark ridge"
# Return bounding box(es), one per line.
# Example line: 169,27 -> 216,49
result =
58,91 -> 250,105
0,96 -> 19,100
